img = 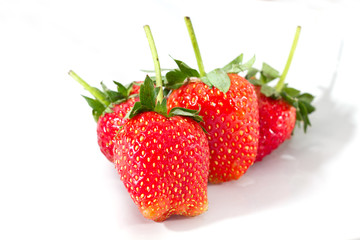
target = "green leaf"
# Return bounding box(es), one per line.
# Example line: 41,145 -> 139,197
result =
126,82 -> 134,95
241,55 -> 256,71
101,82 -> 123,102
113,81 -> 128,97
280,91 -> 295,105
248,78 -> 262,86
154,98 -> 167,116
280,89 -> 316,133
139,76 -> 156,109
82,96 -> 106,121
90,110 -> 101,122
165,69 -> 187,89
168,107 -> 207,133
104,103 -> 114,114
301,100 -> 316,114
223,54 -> 256,73
82,96 -> 105,111
172,58 -> 200,78
298,102 -> 311,132
297,93 -> 315,104
199,75 -> 213,88
222,54 -> 243,72
283,86 -> 301,97
260,85 -> 280,98
168,107 -> 203,123
90,87 -> 108,103
203,68 -> 231,93
261,63 -> 280,82
124,75 -> 167,119
124,101 -> 146,119
246,67 -> 259,80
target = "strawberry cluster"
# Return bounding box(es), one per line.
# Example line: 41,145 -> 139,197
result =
70,18 -> 315,222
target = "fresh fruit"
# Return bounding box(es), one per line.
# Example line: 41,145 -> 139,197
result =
245,26 -> 315,162
167,74 -> 259,183
96,97 -> 138,161
166,17 -> 259,183
114,25 -> 210,221
254,85 -> 296,161
115,109 -> 210,221
69,71 -> 140,162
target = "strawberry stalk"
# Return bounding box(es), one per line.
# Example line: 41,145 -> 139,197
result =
143,25 -> 163,103
69,70 -> 110,106
275,26 -> 301,92
184,16 -> 206,77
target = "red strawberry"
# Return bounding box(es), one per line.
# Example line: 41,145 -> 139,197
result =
245,26 -> 315,162
167,74 -> 259,183
96,98 -> 138,161
165,17 -> 259,183
254,86 -> 296,161
114,25 -> 210,221
114,111 -> 209,221
69,70 -> 140,162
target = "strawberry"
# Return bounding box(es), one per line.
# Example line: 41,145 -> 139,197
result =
114,25 -> 210,221
166,17 -> 259,183
96,98 -> 138,161
69,70 -> 140,162
115,110 -> 209,221
254,86 -> 296,161
245,26 -> 315,162
167,74 -> 259,183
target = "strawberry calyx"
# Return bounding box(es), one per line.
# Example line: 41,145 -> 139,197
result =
125,75 -> 204,125
222,53 -> 256,74
69,70 -> 138,121
164,53 -> 255,93
246,64 -> 315,132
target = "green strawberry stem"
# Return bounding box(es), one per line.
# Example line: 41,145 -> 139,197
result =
143,25 -> 163,103
184,16 -> 206,77
275,26 -> 301,92
69,70 -> 110,106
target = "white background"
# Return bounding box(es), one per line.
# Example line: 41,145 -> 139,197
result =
1,0 -> 360,239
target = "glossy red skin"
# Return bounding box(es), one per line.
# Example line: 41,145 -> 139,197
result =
96,82 -> 141,162
114,112 -> 210,221
167,73 -> 259,183
130,82 -> 141,95
97,98 -> 138,162
255,86 -> 296,162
